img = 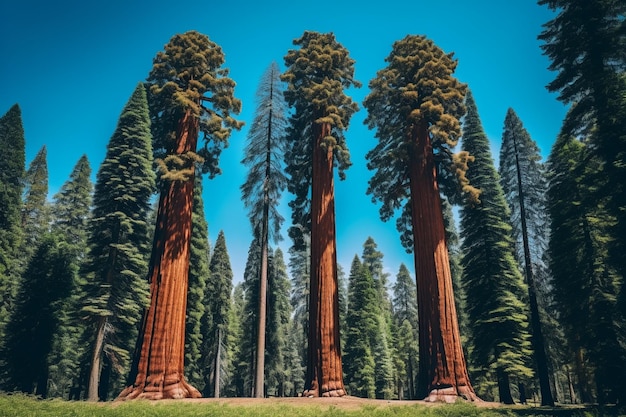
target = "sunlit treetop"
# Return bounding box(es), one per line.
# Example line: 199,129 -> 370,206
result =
282,31 -> 361,179
364,35 -> 478,250
147,30 -> 243,179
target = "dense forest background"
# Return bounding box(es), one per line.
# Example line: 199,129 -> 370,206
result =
1,0 -> 625,407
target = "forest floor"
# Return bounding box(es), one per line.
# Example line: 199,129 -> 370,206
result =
154,395 -> 504,410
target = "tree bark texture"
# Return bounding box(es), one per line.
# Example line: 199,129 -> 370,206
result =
118,110 -> 201,400
302,121 -> 346,398
409,122 -> 478,402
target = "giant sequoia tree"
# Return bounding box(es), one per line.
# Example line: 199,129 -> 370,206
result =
363,35 -> 478,402
119,31 -> 242,400
241,61 -> 288,397
282,31 -> 360,397
459,92 -> 533,404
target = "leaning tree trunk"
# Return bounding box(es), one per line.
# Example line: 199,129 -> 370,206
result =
409,121 -> 478,403
118,109 -> 201,400
302,121 -> 346,398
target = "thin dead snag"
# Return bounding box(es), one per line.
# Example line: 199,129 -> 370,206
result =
409,122 -> 478,403
303,121 -> 346,398
118,110 -> 201,400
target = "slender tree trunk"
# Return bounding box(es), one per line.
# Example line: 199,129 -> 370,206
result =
118,109 -> 201,400
511,135 -> 555,407
302,121 -> 346,398
408,121 -> 478,402
496,367 -> 514,404
254,98 -> 273,397
214,328 -> 221,398
87,316 -> 107,401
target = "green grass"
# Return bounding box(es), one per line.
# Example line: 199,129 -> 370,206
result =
0,394 -> 622,417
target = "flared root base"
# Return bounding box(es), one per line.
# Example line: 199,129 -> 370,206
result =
424,386 -> 481,403
117,378 -> 202,400
303,382 -> 346,398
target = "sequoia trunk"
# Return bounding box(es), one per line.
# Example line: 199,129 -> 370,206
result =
409,122 -> 477,402
302,121 -> 346,398
118,109 -> 201,400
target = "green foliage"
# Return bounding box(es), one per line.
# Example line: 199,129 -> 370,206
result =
241,61 -> 288,243
147,31 -> 243,179
1,233 -> 77,396
282,31 -> 360,248
344,256 -> 378,398
46,155 -> 93,398
21,145 -> 50,258
363,35 -> 477,251
81,83 -> 155,399
0,104 -> 25,356
546,128 -> 625,404
361,238 -> 395,399
459,91 -> 533,400
185,173 -> 211,389
265,248 -> 293,396
202,230 -> 233,396
392,264 -> 419,400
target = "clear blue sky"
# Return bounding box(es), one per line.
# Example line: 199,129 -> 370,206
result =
0,0 -> 566,284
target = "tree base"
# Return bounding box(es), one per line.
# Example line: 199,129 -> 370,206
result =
424,386 -> 481,403
117,377 -> 202,400
303,387 -> 346,398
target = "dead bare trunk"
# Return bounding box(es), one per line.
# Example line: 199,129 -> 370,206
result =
302,121 -> 346,398
87,316 -> 107,401
408,121 -> 478,403
118,109 -> 201,400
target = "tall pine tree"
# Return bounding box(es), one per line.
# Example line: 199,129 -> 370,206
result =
459,91 -> 533,404
82,83 -> 155,401
46,155 -> 93,398
0,104 -> 26,359
343,255 -> 377,398
499,108 -> 554,405
201,230 -> 233,398
21,145 -> 50,259
241,61 -> 288,396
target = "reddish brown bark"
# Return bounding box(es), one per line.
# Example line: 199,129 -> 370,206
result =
118,110 -> 201,400
409,122 -> 478,403
302,121 -> 346,398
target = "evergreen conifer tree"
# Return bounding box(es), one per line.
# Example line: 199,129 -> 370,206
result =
392,264 -> 419,400
282,31 -> 360,397
459,91 -> 533,403
2,233 -> 76,396
361,237 -> 395,399
499,108 -> 554,405
121,31 -> 242,400
224,282 -> 245,397
82,83 -> 155,401
343,255 -> 377,398
46,155 -> 92,398
185,173 -> 211,389
363,34 -> 479,401
546,127 -> 623,403
21,145 -> 50,258
0,104 -> 26,356
201,230 -> 233,398
265,248 -> 292,396
241,61 -> 288,396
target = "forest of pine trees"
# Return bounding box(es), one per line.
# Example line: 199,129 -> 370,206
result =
0,1 -> 624,407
